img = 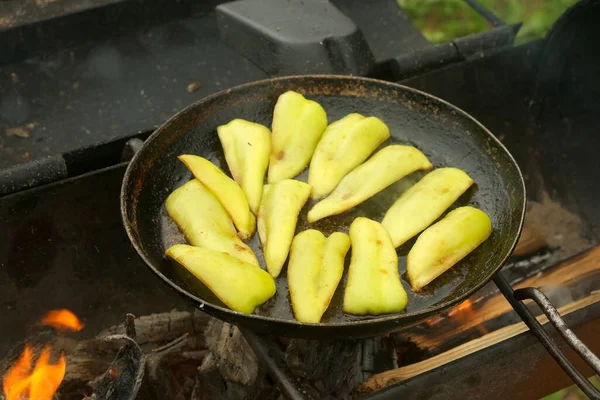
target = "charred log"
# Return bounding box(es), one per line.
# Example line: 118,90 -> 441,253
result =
97,310 -> 211,349
0,310 -> 212,400
88,335 -> 146,400
192,319 -> 279,400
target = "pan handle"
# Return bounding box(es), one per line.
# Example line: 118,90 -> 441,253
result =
493,273 -> 600,399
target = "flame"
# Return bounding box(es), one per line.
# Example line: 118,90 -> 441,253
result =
425,299 -> 488,335
2,309 -> 83,400
447,299 -> 474,318
39,309 -> 84,331
449,299 -> 488,335
2,346 -> 66,400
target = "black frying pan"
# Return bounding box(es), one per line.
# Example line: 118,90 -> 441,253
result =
120,75 -> 525,339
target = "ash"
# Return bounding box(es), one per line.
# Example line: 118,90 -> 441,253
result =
525,190 -> 592,257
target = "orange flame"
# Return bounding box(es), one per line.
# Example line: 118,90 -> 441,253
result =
2,345 -> 66,400
39,309 -> 84,331
2,309 -> 83,400
449,299 -> 488,335
447,299 -> 475,318
425,299 -> 488,335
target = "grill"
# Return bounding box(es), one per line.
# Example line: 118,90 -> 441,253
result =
0,0 -> 599,399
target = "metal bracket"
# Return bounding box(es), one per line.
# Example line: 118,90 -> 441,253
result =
495,273 -> 600,399
0,132 -> 150,198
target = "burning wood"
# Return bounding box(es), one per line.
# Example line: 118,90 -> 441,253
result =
355,291 -> 600,394
86,334 -> 146,400
385,245 -> 600,374
2,309 -> 83,400
3,346 -> 65,400
1,310 -> 211,400
427,299 -> 488,336
0,233 -> 596,400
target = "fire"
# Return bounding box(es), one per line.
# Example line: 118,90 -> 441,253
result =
447,299 -> 475,318
2,309 -> 83,400
2,346 -> 66,400
425,299 -> 488,335
39,309 -> 84,332
449,299 -> 488,335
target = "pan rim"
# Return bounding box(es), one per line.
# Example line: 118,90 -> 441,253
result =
121,74 -> 527,329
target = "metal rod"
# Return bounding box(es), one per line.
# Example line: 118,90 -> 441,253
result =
514,287 -> 600,376
240,329 -> 306,400
463,0 -> 505,26
494,273 -> 600,399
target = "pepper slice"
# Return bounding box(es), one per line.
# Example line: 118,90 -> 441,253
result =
343,217 -> 408,316
268,91 -> 328,184
308,145 -> 433,223
382,167 -> 474,248
165,179 -> 259,265
178,155 -> 256,240
166,244 -> 276,314
407,206 -> 492,291
217,118 -> 271,215
288,230 -> 351,323
258,179 -> 312,278
308,113 -> 390,200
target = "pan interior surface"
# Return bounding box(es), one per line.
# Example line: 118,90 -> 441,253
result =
123,76 -> 525,327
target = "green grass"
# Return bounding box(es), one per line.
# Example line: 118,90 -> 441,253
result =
540,375 -> 600,400
398,0 -> 579,44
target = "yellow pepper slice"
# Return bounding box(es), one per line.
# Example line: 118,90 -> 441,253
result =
407,206 -> 492,291
165,180 -> 258,265
178,155 -> 256,240
268,91 -> 328,183
288,230 -> 351,323
257,179 -> 312,278
343,217 -> 408,315
166,244 -> 276,314
217,118 -> 271,215
308,145 -> 432,223
382,167 -> 474,248
308,113 -> 390,200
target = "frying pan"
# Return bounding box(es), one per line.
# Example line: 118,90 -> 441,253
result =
120,75 -> 525,340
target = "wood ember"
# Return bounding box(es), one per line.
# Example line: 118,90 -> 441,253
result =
1,311 -> 368,400
62,311 -> 208,384
355,290 -> 600,394
388,245 -> 600,366
16,245 -> 590,400
51,310 -> 211,399
87,335 -> 146,400
0,211 -> 593,400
